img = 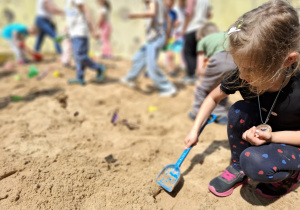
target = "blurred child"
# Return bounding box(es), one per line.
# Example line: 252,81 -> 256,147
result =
188,22 -> 237,124
97,0 -> 113,59
164,0 -> 180,77
65,0 -> 106,85
35,0 -> 64,55
120,0 -> 177,97
1,23 -> 38,64
181,0 -> 211,84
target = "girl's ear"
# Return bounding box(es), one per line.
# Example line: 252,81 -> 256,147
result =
284,52 -> 298,67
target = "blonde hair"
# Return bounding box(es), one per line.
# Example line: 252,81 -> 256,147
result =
227,0 -> 300,93
196,22 -> 219,41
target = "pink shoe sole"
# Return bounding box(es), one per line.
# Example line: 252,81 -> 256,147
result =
208,178 -> 248,197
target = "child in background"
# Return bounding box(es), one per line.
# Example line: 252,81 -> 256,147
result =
120,0 -> 177,97
173,0 -> 186,71
181,0 -> 211,85
164,0 -> 182,77
188,22 -> 237,124
1,23 -> 38,64
184,0 -> 300,198
65,0 -> 106,85
35,0 -> 64,55
97,0 -> 113,59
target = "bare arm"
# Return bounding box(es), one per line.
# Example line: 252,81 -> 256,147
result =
128,1 -> 156,19
196,51 -> 205,76
44,0 -> 64,15
184,85 -> 228,148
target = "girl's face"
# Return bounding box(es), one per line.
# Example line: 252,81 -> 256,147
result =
97,0 -> 105,6
178,0 -> 186,7
166,0 -> 175,9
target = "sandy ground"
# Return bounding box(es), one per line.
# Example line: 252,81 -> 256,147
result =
0,58 -> 300,210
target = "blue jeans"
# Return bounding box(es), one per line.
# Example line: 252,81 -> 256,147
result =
35,16 -> 62,54
126,34 -> 175,91
228,100 -> 300,183
71,37 -> 103,80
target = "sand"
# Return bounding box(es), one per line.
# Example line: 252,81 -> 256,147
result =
0,58 -> 299,210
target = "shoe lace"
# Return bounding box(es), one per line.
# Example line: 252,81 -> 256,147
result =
221,170 -> 237,181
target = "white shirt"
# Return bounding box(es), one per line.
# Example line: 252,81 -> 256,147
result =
65,0 -> 89,37
187,0 -> 210,33
99,7 -> 109,22
173,4 -> 185,34
36,0 -> 53,19
145,0 -> 165,41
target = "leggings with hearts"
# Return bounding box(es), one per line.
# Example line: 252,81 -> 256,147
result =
228,100 -> 300,183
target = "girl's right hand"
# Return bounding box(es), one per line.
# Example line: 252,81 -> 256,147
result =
184,129 -> 199,149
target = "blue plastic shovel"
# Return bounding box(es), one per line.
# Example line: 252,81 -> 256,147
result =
156,115 -> 217,192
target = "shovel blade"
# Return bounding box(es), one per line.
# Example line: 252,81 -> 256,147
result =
156,164 -> 181,192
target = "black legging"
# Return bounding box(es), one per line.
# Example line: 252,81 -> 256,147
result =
228,100 -> 300,183
183,31 -> 197,77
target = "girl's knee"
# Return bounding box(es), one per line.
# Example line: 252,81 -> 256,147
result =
228,100 -> 259,126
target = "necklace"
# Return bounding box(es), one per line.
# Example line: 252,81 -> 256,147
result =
257,70 -> 290,132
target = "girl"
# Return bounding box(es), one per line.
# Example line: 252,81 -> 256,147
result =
184,0 -> 300,198
97,0 -> 113,59
120,0 -> 177,97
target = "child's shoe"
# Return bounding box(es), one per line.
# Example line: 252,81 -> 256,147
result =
188,112 -> 196,120
68,78 -> 86,85
208,165 -> 247,197
159,87 -> 177,97
96,66 -> 106,82
255,171 -> 300,199
119,77 -> 136,88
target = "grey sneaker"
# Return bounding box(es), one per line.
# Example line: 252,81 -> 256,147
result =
208,165 -> 247,197
120,77 -> 136,88
180,76 -> 198,85
159,87 -> 177,97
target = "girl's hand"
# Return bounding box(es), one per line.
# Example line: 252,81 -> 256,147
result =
184,129 -> 199,149
242,126 -> 272,146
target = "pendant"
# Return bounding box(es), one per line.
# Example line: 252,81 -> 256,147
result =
256,124 -> 272,132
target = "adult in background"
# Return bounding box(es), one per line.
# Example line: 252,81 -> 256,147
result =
181,0 -> 211,84
35,0 -> 64,55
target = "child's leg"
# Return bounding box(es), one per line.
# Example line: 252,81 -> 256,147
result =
146,35 -> 175,91
183,31 -> 197,77
100,22 -> 113,58
192,52 -> 237,117
71,37 -> 85,80
34,17 -> 46,53
61,39 -> 72,65
240,144 -> 300,182
227,100 -> 261,171
125,46 -> 147,81
7,40 -> 27,62
35,17 -> 62,54
165,50 -> 175,73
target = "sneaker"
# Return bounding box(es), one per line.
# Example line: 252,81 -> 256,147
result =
188,112 -> 196,120
119,77 -> 136,88
208,165 -> 247,197
255,171 -> 300,199
180,76 -> 198,85
168,71 -> 178,78
159,87 -> 177,97
68,78 -> 86,85
96,66 -> 106,82
215,115 -> 228,125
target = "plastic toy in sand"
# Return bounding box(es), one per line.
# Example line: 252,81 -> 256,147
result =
13,74 -> 22,81
11,95 -> 23,102
53,70 -> 61,78
148,105 -> 158,113
28,65 -> 39,78
37,69 -> 50,80
55,34 -> 68,43
111,110 -> 119,125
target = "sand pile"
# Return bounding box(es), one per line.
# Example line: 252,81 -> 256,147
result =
0,59 -> 299,209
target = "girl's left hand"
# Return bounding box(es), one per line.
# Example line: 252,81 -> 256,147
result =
242,126 -> 272,146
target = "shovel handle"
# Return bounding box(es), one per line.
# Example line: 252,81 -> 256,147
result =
175,114 -> 217,168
